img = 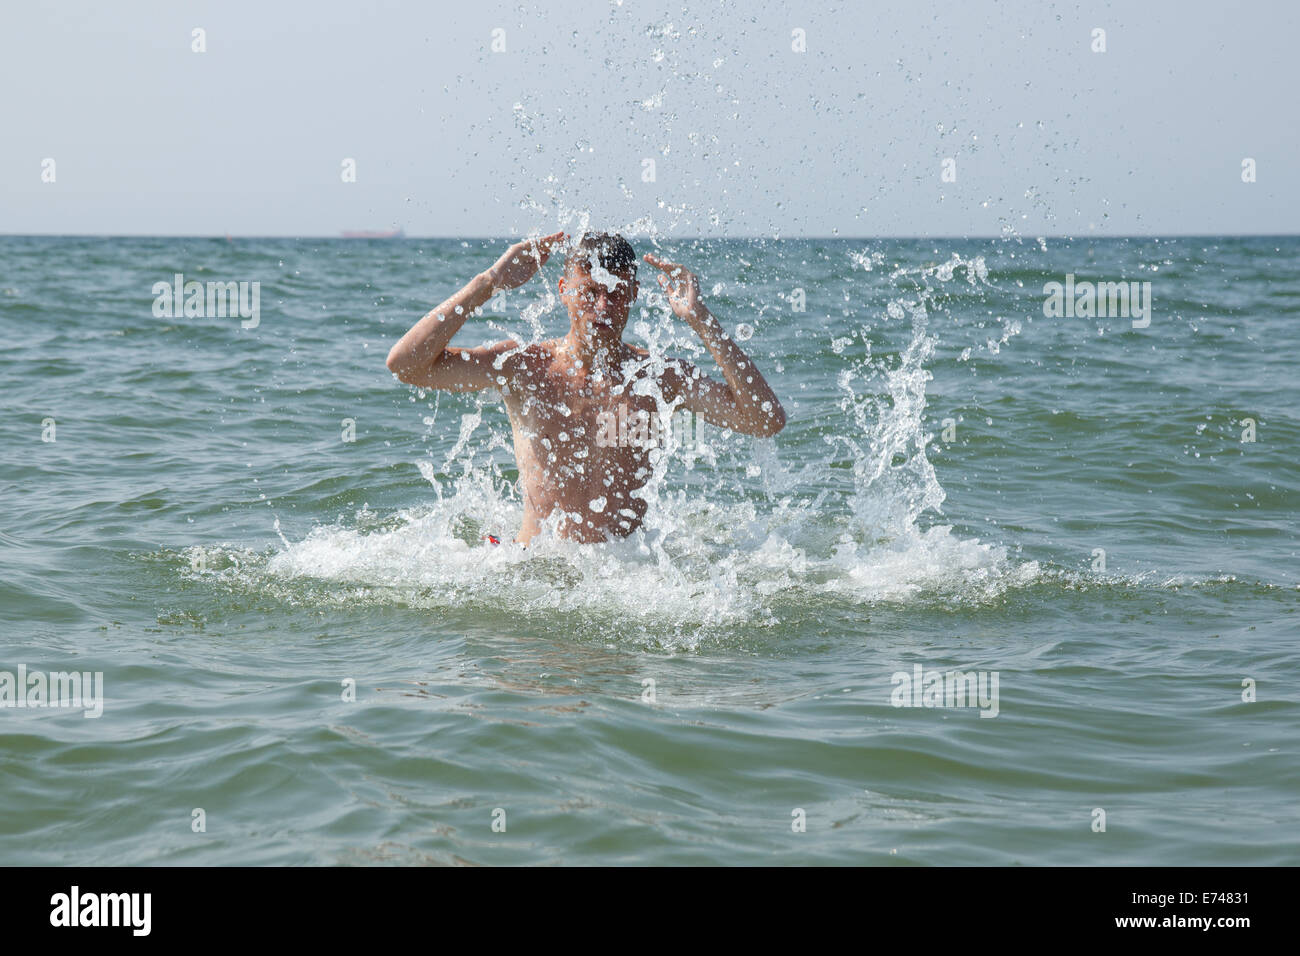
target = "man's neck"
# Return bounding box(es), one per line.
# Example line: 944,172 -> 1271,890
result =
560,324 -> 625,375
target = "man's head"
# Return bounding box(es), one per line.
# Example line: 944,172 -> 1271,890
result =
558,232 -> 639,335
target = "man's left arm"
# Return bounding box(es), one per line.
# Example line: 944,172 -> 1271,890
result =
645,254 -> 786,438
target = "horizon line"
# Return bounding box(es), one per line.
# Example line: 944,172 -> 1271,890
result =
2,231 -> 1298,241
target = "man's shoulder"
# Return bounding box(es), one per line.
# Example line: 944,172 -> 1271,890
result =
481,340 -> 571,388
622,345 -> 698,399
481,338 -> 554,363
625,344 -> 683,366
626,345 -> 693,376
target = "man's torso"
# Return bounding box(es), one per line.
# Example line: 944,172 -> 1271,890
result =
498,342 -> 680,543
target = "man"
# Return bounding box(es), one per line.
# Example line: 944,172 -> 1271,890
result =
385,231 -> 786,544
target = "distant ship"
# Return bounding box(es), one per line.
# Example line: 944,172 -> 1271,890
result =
340,228 -> 405,239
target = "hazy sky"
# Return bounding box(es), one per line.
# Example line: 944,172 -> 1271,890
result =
1,0 -> 1295,237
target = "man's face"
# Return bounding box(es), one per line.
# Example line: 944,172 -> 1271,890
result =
559,261 -> 639,334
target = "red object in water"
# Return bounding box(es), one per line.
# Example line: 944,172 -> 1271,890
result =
484,534 -> 501,546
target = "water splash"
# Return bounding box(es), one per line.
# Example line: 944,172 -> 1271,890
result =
194,246 -> 1043,649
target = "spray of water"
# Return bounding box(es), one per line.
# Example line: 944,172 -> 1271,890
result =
186,241 -> 1041,649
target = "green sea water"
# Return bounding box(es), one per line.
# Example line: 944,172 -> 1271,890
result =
0,234 -> 1296,865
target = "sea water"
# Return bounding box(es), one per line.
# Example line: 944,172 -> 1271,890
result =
0,234 -> 1295,864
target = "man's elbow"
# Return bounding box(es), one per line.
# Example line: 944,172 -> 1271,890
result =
385,344 -> 409,377
386,350 -> 424,387
754,403 -> 786,438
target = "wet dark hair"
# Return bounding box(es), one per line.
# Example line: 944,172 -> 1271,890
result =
566,232 -> 637,277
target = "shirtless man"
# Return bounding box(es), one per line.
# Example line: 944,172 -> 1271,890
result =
385,231 -> 786,543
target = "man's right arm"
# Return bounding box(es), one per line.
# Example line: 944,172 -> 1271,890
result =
385,231 -> 565,392
384,271 -> 499,390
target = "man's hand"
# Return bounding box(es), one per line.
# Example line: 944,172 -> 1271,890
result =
484,231 -> 567,293
644,253 -> 704,323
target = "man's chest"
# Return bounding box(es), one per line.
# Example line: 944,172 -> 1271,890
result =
510,378 -> 663,449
